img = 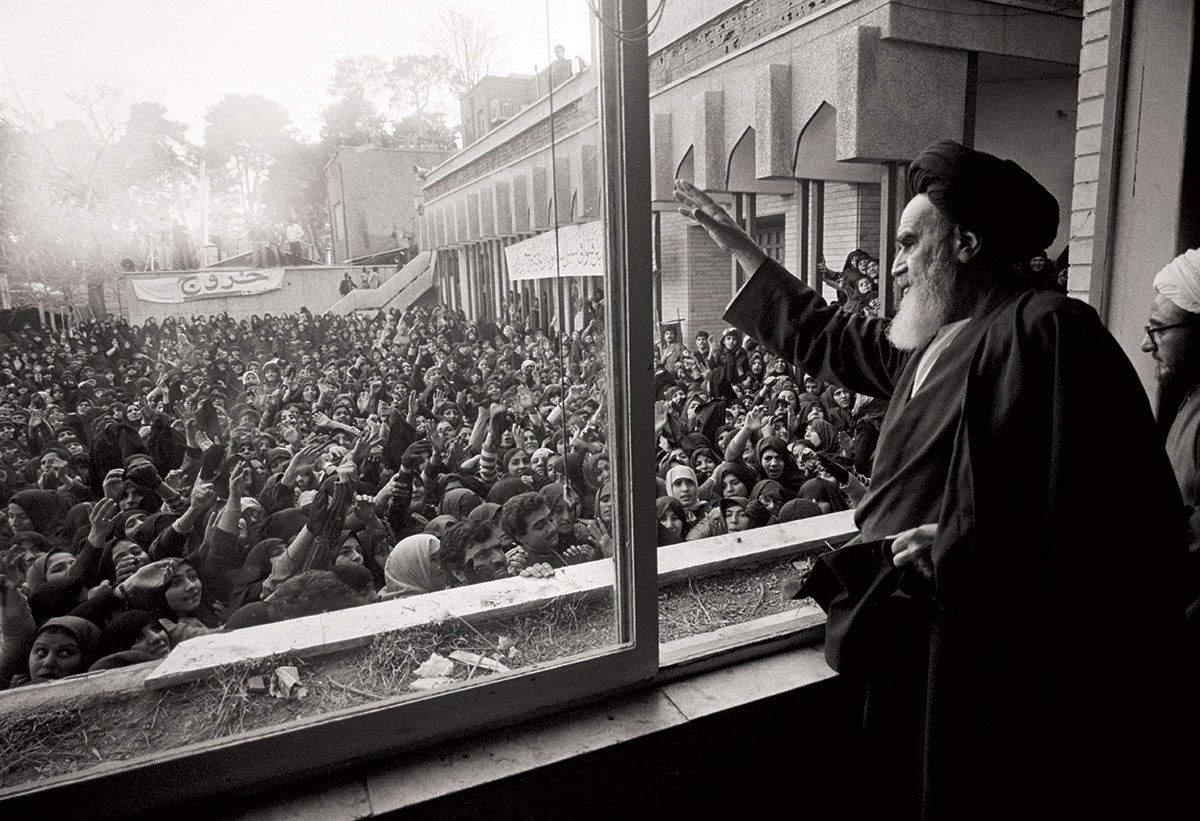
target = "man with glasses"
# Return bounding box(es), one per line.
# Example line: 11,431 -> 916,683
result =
1144,248 -> 1200,640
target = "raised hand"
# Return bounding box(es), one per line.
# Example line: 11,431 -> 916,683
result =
673,179 -> 767,269
335,461 -> 357,484
189,481 -> 217,511
563,544 -> 596,564
401,440 -> 433,472
744,405 -> 767,431
228,462 -> 250,500
87,497 -> 120,547
312,411 -> 335,429
289,442 -> 323,473
516,384 -> 535,412
654,400 -> 668,429
103,469 -> 126,501
118,559 -> 177,597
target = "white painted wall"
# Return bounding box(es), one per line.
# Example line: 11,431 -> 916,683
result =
974,75 -> 1079,260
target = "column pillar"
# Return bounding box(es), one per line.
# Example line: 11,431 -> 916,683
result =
878,163 -> 901,316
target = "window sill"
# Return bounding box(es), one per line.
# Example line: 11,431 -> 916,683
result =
212,638 -> 837,819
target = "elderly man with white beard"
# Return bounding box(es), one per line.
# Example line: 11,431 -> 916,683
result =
674,140 -> 1185,821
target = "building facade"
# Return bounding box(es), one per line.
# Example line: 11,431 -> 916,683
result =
325,144 -> 454,263
419,0 -> 1083,341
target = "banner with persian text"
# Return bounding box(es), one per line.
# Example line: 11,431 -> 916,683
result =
131,269 -> 286,303
504,221 -> 604,281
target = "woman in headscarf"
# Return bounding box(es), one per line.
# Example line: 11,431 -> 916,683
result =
664,465 -> 708,538
708,460 -> 760,502
440,487 -> 482,519
88,609 -> 171,671
804,419 -> 840,454
707,328 -> 750,403
383,533 -> 445,597
6,489 -> 70,545
656,496 -> 685,546
0,574 -> 102,688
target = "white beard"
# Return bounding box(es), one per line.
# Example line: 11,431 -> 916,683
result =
886,246 -> 958,351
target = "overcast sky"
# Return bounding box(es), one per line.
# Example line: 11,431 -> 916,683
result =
1,0 -> 594,139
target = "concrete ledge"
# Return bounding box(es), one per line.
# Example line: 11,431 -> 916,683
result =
144,511 -> 856,690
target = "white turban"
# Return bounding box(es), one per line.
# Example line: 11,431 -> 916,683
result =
1153,249 -> 1200,314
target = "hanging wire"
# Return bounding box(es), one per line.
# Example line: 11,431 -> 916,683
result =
543,0 -> 571,506
585,0 -> 667,42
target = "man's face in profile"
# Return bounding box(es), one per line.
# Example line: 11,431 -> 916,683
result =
1143,292 -> 1200,395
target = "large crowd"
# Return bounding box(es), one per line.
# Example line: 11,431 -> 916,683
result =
0,242 -> 1065,688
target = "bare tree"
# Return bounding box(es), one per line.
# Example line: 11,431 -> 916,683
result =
422,4 -> 500,94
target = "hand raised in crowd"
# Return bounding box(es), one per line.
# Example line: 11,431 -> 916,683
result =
286,442 -> 324,476
654,400 -> 669,430
582,520 -> 613,557
335,461 -> 357,484
744,405 -> 767,431
563,544 -> 595,564
125,458 -> 161,488
428,425 -> 447,455
189,480 -> 218,511
116,559 -> 178,601
312,411 -> 335,429
103,468 -> 126,500
228,462 -> 250,501
516,384 -> 535,412
0,574 -> 30,621
87,497 -> 120,548
401,440 -> 433,473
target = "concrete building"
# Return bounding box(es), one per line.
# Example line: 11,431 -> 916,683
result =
324,144 -> 453,263
419,0 -> 1082,344
460,74 -> 538,146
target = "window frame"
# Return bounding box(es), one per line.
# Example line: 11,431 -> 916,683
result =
2,1 -> 658,813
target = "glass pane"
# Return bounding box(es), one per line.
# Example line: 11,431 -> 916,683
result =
0,0 -> 645,794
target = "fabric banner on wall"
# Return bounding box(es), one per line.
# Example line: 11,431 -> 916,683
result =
505,221 -> 604,281
131,268 -> 286,303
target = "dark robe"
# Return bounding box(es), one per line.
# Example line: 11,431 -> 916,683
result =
725,257 -> 1186,821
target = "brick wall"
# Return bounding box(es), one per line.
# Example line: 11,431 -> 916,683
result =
1068,0 -> 1111,302
658,212 -> 735,341
822,182 -> 880,270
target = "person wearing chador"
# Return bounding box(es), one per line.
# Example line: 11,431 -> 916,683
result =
675,141 -> 1186,821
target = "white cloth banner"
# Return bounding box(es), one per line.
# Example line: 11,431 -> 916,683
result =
504,221 -> 604,281
131,268 -> 286,303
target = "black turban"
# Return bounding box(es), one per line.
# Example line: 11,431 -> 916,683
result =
908,140 -> 1058,261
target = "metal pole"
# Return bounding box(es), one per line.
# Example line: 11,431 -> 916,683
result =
599,0 -> 656,649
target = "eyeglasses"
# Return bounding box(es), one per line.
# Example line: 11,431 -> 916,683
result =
1144,318 -> 1200,346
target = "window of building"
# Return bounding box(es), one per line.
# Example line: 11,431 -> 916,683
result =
755,215 -> 786,266
6,1 -> 865,811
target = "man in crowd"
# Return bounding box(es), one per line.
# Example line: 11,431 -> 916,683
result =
1144,248 -> 1200,636
675,140 -> 1184,819
285,219 -> 305,264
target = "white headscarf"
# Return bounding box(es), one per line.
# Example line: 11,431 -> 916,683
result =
1153,249 -> 1200,314
384,534 -> 441,596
